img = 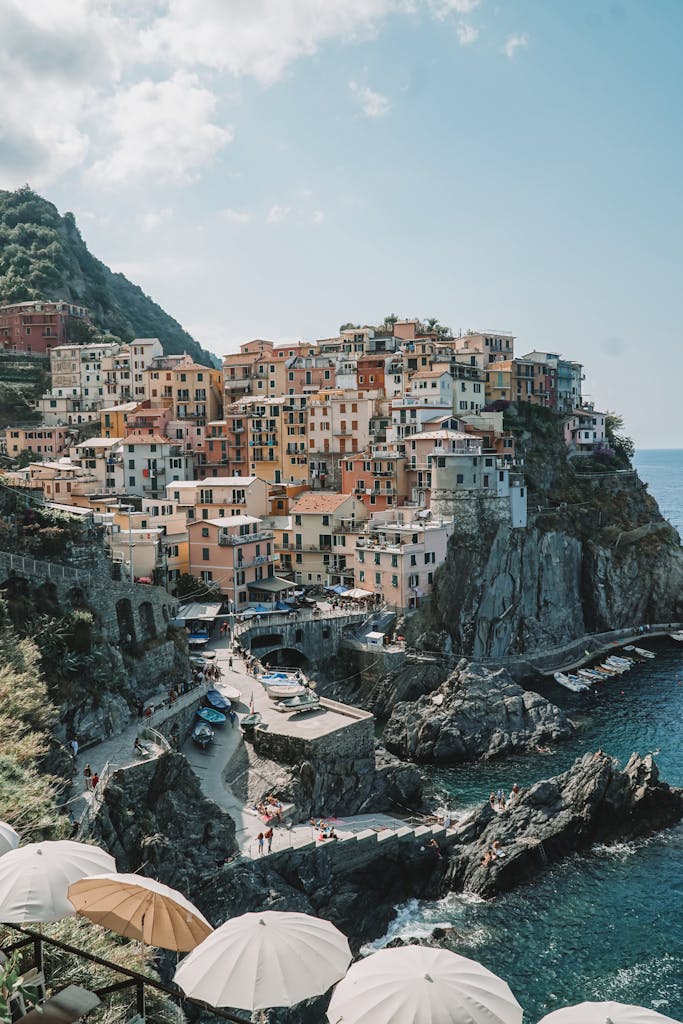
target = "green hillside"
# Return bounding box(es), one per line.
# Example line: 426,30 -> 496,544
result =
0,186 -> 217,367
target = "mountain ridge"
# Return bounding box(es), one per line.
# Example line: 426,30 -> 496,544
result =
0,186 -> 218,367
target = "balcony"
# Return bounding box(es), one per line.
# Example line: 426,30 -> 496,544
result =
236,553 -> 276,569
218,530 -> 274,546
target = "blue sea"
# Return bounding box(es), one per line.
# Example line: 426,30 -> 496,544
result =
375,450 -> 683,1022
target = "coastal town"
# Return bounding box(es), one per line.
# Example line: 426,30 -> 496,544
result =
0,303 -> 610,614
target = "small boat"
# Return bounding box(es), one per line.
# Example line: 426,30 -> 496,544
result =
261,671 -> 303,684
670,631 -> 683,642
554,672 -> 590,692
188,634 -> 210,647
240,712 -> 262,729
275,693 -> 321,713
205,689 -> 231,712
191,723 -> 215,749
625,646 -> 655,659
266,683 -> 307,700
578,669 -> 604,681
222,685 -> 242,702
196,707 -> 227,727
605,655 -> 633,667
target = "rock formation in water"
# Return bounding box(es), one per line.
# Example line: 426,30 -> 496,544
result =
382,661 -> 573,763
444,751 -> 683,898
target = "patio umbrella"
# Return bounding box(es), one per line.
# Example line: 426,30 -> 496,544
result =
174,910 -> 351,1011
537,1003 -> 681,1024
327,946 -> 523,1024
0,820 -> 20,857
67,873 -> 212,952
345,588 -> 373,600
0,840 -> 115,923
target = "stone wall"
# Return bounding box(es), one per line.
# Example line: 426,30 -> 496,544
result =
252,702 -> 374,765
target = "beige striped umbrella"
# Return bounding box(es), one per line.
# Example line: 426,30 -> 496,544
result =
68,873 -> 212,952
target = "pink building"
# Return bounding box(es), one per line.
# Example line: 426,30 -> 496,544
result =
355,511 -> 455,612
3,425 -> 74,458
188,514 -> 278,607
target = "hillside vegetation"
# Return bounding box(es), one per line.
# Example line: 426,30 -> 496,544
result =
0,186 -> 215,367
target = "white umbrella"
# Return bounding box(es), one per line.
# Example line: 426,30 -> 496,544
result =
537,1002 -> 681,1024
327,946 -> 523,1024
0,840 -> 115,923
0,820 -> 20,857
345,588 -> 373,600
68,873 -> 213,951
174,910 -> 351,1011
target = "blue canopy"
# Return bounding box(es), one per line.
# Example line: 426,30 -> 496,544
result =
325,584 -> 349,595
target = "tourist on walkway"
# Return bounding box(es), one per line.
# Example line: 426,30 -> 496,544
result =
91,772 -> 99,790
134,737 -> 145,756
69,738 -> 78,761
229,709 -> 236,727
489,792 -> 496,809
228,655 -> 233,670
257,832 -> 264,855
265,827 -> 273,853
428,838 -> 442,859
83,764 -> 92,786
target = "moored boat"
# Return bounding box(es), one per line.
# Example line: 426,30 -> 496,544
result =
196,706 -> 227,726
554,672 -> 590,692
275,693 -> 321,713
266,683 -> 307,700
191,723 -> 215,749
204,689 -> 231,712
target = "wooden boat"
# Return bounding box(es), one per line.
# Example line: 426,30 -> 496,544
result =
191,723 -> 214,749
196,706 -> 227,726
222,685 -> 242,702
275,693 -> 321,713
670,631 -> 683,642
205,689 -> 231,712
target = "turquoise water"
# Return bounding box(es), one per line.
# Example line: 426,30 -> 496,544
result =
378,451 -> 683,1022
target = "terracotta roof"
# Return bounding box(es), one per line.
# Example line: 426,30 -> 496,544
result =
122,433 -> 172,445
290,492 -> 355,514
410,369 -> 451,380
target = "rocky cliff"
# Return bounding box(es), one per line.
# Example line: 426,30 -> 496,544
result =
383,661 -> 573,763
412,409 -> 683,660
444,751 -> 683,898
91,753 -> 237,894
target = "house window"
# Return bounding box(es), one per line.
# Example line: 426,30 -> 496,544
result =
202,548 -> 210,560
391,575 -> 398,587
201,527 -> 209,537
375,572 -> 381,585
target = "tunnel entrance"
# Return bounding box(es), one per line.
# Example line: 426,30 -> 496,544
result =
261,648 -> 310,669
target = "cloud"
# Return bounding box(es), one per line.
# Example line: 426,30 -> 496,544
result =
349,81 -> 391,118
312,210 -> 325,224
266,204 -> 292,224
456,21 -> 479,44
87,72 -> 233,186
140,208 -> 173,231
429,0 -> 480,19
220,208 -> 251,224
143,0 -> 397,85
503,32 -> 529,58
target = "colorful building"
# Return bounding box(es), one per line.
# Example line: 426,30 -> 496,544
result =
187,514 -> 279,607
0,300 -> 90,355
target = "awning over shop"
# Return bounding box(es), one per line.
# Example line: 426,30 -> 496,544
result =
247,577 -> 296,593
176,601 -> 223,622
325,584 -> 349,595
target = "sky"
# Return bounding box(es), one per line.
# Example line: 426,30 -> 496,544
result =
0,0 -> 681,448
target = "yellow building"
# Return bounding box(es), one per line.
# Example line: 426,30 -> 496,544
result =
100,401 -> 140,438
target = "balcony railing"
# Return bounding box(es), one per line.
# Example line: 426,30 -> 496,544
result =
236,553 -> 276,568
217,530 -> 274,546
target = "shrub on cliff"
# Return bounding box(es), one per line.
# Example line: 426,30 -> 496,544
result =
0,601 -> 179,1023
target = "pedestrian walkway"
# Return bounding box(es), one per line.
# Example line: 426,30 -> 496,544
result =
66,682 -> 209,824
